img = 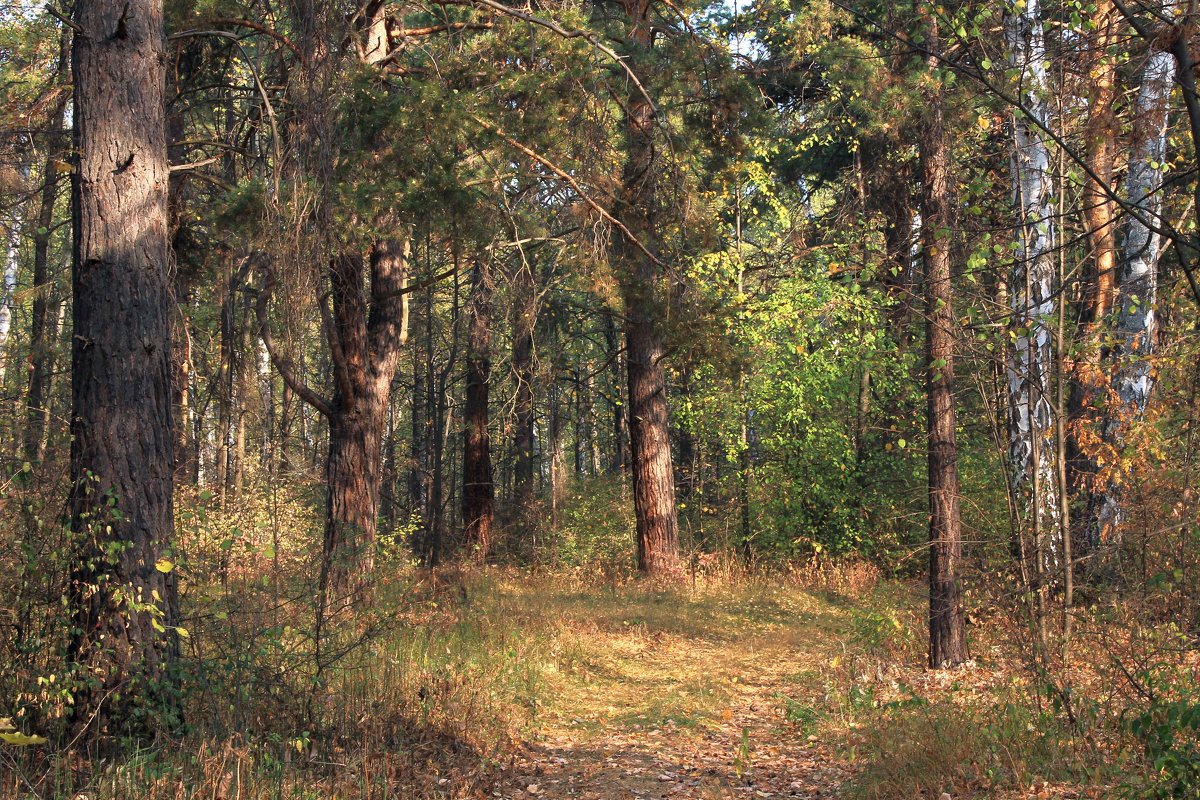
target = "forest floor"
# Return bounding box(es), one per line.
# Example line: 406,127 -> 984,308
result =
474,569 -> 1111,800
486,573 -> 868,800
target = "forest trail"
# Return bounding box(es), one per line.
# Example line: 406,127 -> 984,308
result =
490,580 -> 857,799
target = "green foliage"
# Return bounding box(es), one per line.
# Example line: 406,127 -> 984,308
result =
1126,669 -> 1200,798
543,477 -> 637,570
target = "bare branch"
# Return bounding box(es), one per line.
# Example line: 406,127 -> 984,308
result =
255,259 -> 334,418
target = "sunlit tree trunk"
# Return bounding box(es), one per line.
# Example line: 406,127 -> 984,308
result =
1005,0 -> 1060,574
921,15 -> 968,669
1092,44 -> 1175,546
615,0 -> 680,577
68,0 -> 180,737
1068,0 -> 1120,554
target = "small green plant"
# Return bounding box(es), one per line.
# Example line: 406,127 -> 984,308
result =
734,726 -> 752,778
779,694 -> 822,734
1126,674 -> 1200,798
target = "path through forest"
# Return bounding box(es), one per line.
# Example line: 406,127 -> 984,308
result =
491,580 -> 858,799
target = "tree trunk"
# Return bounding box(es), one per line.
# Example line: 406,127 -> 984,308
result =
1005,0 -> 1060,576
1091,44 -> 1175,546
463,256 -> 495,561
68,0 -> 179,738
259,238 -> 409,609
1067,0 -> 1120,554
24,34 -> 69,463
920,17 -> 969,669
512,262 -> 537,511
322,399 -> 383,606
615,0 -> 680,577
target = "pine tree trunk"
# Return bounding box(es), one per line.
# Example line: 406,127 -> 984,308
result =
463,256 -> 495,560
259,239 -> 409,609
512,263 -> 537,511
921,17 -> 968,669
322,398 -> 383,606
68,0 -> 179,738
1067,0 -> 1119,554
615,0 -> 680,577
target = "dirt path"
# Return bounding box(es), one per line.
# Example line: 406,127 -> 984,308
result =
492,585 -> 854,799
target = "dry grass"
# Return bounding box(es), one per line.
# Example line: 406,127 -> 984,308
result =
0,545 -> 1176,799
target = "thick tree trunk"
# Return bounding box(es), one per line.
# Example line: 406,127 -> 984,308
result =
1005,0 -> 1060,574
259,239 -> 409,609
68,0 -> 179,738
920,18 -> 968,669
624,293 -> 680,576
1091,45 -> 1175,546
322,399 -> 383,606
615,0 -> 680,577
463,256 -> 495,560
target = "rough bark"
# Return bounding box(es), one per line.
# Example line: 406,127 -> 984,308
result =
68,0 -> 180,738
920,18 -> 969,669
1005,0 -> 1060,572
259,238 -> 409,608
463,256 -> 495,561
615,0 -> 680,577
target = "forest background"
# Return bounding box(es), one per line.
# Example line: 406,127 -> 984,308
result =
1,0 -> 1200,795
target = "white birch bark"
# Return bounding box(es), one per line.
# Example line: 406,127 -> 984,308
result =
1005,0 -> 1059,561
1094,41 -> 1176,543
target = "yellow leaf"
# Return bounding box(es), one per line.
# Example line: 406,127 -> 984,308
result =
155,558 -> 174,574
0,732 -> 47,746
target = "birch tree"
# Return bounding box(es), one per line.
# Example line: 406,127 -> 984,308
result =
1005,0 -> 1060,572
1092,37 -> 1176,547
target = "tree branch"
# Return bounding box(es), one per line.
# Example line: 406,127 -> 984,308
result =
255,259 -> 334,418
468,114 -> 664,268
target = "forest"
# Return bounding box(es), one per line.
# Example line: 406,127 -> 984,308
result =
0,0 -> 1199,795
